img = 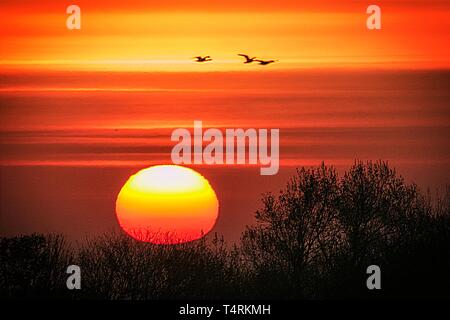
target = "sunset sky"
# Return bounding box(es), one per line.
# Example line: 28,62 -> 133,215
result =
1,0 -> 449,70
0,0 -> 449,242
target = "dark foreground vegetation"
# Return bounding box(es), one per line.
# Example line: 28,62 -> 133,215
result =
1,162 -> 449,299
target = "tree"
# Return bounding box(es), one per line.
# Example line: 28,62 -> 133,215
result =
241,163 -> 342,298
242,161 -> 450,298
0,234 -> 71,299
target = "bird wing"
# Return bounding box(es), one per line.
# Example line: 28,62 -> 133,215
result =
238,54 -> 250,59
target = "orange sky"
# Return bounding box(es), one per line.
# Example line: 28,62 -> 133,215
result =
1,0 -> 449,71
0,1 -> 449,241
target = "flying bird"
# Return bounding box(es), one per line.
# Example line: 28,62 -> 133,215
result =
238,54 -> 257,64
255,59 -> 277,66
193,56 -> 212,62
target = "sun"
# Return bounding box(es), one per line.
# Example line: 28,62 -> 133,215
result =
116,165 -> 219,244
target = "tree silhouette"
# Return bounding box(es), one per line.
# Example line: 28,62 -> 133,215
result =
1,161 -> 449,299
241,161 -> 450,298
0,234 -> 71,299
241,163 -> 341,298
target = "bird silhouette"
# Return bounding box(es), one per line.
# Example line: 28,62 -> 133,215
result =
255,59 -> 277,65
238,54 -> 257,64
193,56 -> 212,62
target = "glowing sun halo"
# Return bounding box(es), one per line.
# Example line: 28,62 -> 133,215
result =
116,165 -> 219,244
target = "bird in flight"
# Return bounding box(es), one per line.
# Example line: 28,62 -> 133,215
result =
255,59 -> 277,66
238,54 -> 257,64
193,56 -> 212,62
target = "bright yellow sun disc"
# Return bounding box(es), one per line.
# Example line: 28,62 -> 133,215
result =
116,165 -> 219,244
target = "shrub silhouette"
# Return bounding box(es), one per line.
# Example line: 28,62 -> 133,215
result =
1,161 -> 449,299
76,232 -> 238,299
0,234 -> 71,299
